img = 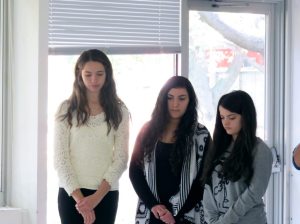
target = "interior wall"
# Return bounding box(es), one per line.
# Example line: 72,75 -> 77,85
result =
8,0 -> 48,223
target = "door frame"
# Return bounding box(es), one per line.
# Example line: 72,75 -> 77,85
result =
182,1 -> 286,223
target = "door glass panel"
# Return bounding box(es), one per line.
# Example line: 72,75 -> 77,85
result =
189,11 -> 266,138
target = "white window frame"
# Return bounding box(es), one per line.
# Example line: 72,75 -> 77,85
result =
0,0 -> 13,207
0,0 -> 5,206
183,1 -> 286,224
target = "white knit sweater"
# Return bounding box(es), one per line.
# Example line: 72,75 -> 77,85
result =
54,102 -> 129,195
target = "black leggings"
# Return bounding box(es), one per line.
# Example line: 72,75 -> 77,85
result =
58,188 -> 119,224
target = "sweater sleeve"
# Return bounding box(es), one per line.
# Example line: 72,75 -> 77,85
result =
103,106 -> 130,187
129,124 -> 159,210
53,102 -> 80,195
177,133 -> 212,216
220,140 -> 273,224
177,174 -> 204,216
203,184 -> 223,224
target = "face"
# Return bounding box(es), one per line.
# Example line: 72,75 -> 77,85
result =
219,106 -> 242,140
81,61 -> 106,94
167,88 -> 190,121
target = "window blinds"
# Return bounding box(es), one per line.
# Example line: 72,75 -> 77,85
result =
48,0 -> 181,55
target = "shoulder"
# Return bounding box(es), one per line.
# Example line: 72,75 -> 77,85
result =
118,104 -> 131,126
292,144 -> 300,170
254,137 -> 273,161
55,100 -> 70,117
135,121 -> 151,139
193,123 -> 211,147
140,121 -> 150,134
120,103 -> 130,116
293,143 -> 300,154
255,138 -> 271,151
195,122 -> 211,136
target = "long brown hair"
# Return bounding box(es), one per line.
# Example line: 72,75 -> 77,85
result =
60,49 -> 123,133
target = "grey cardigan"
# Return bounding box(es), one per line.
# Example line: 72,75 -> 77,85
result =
203,138 -> 273,224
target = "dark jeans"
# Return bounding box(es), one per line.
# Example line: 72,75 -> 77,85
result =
58,188 -> 119,224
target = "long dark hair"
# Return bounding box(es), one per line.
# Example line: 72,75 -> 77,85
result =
202,90 -> 257,185
60,49 -> 123,133
141,76 -> 198,174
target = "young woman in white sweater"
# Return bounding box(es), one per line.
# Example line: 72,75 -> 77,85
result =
54,49 -> 129,224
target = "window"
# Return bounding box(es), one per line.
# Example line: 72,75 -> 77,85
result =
48,1 -> 181,223
47,53 -> 177,223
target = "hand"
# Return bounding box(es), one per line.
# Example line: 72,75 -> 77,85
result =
151,204 -> 175,224
76,194 -> 99,213
81,209 -> 96,224
151,204 -> 167,219
159,209 -> 176,224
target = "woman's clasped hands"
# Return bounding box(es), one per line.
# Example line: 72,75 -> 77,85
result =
75,194 -> 100,224
151,204 -> 176,224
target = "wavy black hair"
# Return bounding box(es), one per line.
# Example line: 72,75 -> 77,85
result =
141,76 -> 198,174
202,90 -> 257,185
60,49 -> 123,133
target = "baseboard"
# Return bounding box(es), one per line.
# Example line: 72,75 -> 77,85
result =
0,207 -> 25,224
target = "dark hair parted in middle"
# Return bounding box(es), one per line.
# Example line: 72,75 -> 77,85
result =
141,76 -> 198,174
202,90 -> 257,185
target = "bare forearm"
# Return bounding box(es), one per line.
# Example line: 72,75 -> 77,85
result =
94,179 -> 111,203
71,189 -> 84,203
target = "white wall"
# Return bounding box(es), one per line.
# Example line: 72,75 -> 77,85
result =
6,0 -> 48,223
290,0 -> 300,223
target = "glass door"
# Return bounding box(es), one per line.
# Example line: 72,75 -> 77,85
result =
186,1 -> 285,223
189,10 -> 266,136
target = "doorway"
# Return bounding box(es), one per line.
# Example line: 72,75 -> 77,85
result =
186,1 -> 285,223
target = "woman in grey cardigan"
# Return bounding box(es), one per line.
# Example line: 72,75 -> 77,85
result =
201,90 -> 273,224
